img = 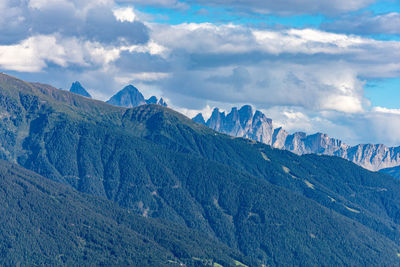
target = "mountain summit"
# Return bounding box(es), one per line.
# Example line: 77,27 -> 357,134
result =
69,81 -> 91,98
107,85 -> 167,108
107,85 -> 146,107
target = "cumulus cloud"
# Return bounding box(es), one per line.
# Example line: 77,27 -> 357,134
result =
0,0 -> 149,45
0,0 -> 151,94
113,6 -> 137,22
322,12 -> 400,35
0,35 -> 79,72
0,35 -> 123,72
142,23 -> 400,114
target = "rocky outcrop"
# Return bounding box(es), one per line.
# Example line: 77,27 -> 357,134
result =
146,96 -> 167,107
194,105 -> 400,171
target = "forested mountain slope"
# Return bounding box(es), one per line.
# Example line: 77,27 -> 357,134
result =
0,160 -> 248,266
1,73 -> 400,265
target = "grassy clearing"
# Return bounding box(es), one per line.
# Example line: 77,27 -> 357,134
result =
345,206 -> 360,214
260,152 -> 270,161
304,180 -> 315,190
234,260 -> 248,267
282,166 -> 290,174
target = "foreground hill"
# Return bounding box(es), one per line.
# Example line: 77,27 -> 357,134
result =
1,73 -> 400,265
0,160 -> 249,266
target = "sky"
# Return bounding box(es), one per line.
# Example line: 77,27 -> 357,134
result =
1,0 -> 400,146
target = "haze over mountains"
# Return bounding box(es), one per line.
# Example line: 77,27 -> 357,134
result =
2,73 -> 400,265
194,106 -> 400,171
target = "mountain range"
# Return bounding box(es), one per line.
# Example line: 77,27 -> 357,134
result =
193,105 -> 400,171
2,73 -> 400,265
69,82 -> 167,108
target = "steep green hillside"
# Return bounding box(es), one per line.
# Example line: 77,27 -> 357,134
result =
122,105 -> 400,245
0,160 -> 249,266
2,73 -> 400,265
381,165 -> 400,179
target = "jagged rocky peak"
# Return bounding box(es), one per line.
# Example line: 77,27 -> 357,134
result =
252,110 -> 273,128
107,85 -> 146,108
192,104 -> 400,171
146,96 -> 158,104
69,81 -> 91,98
193,113 -> 206,125
158,97 -> 168,107
146,96 -> 168,107
272,127 -> 289,148
193,105 -> 275,144
207,108 -> 226,130
238,105 -> 253,128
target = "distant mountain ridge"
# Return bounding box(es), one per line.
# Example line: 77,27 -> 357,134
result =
194,105 -> 400,171
69,81 -> 91,98
106,84 -> 167,108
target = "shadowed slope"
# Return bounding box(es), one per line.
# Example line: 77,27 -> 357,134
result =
0,160 -> 249,266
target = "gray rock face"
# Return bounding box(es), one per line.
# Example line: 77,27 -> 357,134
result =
107,85 -> 146,107
158,98 -> 167,107
69,81 -> 91,98
193,105 -> 400,171
146,96 -> 168,107
146,96 -> 158,104
193,113 -> 206,125
107,85 -> 167,108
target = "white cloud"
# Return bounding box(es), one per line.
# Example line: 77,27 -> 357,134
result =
175,104 -> 215,121
113,6 -> 136,22
0,35 -> 69,72
0,34 -> 122,72
146,23 -> 400,115
122,41 -> 168,57
84,41 -> 121,66
372,106 -> 400,115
